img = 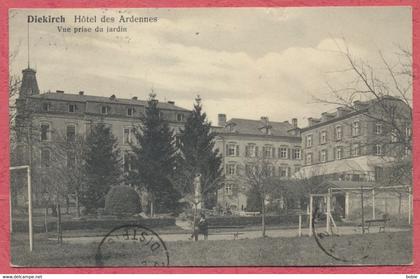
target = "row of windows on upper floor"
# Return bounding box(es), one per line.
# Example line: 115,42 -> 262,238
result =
224,163 -> 301,178
39,123 -> 170,145
304,121 -> 411,148
304,143 -> 410,165
225,143 -> 301,160
40,102 -> 186,122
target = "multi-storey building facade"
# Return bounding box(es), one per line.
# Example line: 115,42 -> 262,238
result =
13,67 -> 190,203
298,97 -> 412,220
298,97 -> 411,182
213,114 -> 302,211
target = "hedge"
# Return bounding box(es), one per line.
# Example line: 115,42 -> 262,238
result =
12,217 -> 175,233
104,186 -> 141,216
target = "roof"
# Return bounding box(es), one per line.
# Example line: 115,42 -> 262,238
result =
29,92 -> 190,112
321,180 -> 377,190
218,118 -> 298,137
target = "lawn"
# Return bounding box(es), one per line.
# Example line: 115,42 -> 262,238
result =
10,230 -> 412,267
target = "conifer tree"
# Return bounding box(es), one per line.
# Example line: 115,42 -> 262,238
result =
81,122 -> 122,213
177,96 -> 223,209
130,94 -> 180,214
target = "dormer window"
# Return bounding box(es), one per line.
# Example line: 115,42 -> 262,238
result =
177,113 -> 185,122
101,106 -> 110,115
68,104 -> 77,113
42,103 -> 50,112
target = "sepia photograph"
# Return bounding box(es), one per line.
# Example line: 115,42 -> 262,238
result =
8,7 -> 413,267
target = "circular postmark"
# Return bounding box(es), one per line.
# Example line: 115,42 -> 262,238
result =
95,224 -> 169,267
312,208 -> 372,263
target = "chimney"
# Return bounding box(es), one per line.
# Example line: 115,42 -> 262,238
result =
321,112 -> 334,122
353,100 -> 362,110
218,114 -> 227,127
110,94 -> 116,100
307,117 -> 320,127
19,68 -> 40,98
168,101 -> 175,105
78,91 -> 84,95
337,107 -> 347,117
132,96 -> 138,100
260,116 -> 269,125
56,90 -> 64,94
292,118 -> 298,128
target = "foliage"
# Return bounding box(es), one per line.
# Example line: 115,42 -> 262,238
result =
129,94 -> 180,214
175,96 -> 223,209
104,185 -> 141,216
81,122 -> 122,213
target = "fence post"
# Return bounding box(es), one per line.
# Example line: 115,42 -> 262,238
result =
309,195 -> 313,236
298,214 -> 302,237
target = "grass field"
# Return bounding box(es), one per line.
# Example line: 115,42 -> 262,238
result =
11,230 -> 412,267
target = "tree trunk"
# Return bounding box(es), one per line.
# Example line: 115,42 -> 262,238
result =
65,195 -> 70,215
75,189 -> 80,218
150,195 -> 154,217
261,197 -> 266,238
193,203 -> 198,241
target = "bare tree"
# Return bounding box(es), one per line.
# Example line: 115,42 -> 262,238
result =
235,156 -> 278,237
315,42 -> 412,187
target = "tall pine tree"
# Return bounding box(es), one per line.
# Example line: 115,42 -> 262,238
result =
178,96 -> 223,208
129,94 -> 180,215
81,122 -> 122,213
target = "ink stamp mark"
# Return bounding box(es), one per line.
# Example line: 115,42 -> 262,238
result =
95,224 -> 169,267
312,208 -> 372,263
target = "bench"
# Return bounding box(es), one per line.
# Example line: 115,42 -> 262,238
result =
208,225 -> 245,240
360,219 -> 389,233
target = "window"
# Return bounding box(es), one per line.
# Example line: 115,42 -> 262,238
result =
127,108 -> 135,116
246,144 -> 258,157
225,183 -> 233,195
40,123 -> 50,141
391,129 -> 398,143
42,103 -> 50,112
266,165 -> 275,177
375,123 -> 383,135
41,149 -> 51,168
306,135 -> 313,148
294,165 -> 301,173
66,125 -> 76,142
123,151 -> 132,172
123,128 -> 132,144
406,127 -> 412,138
245,164 -> 256,176
279,166 -> 288,177
306,153 -> 312,165
335,147 -> 343,160
320,150 -> 328,162
375,144 -> 383,156
320,130 -> 328,144
226,163 -> 236,176
352,121 -> 360,136
101,106 -> 110,114
263,146 -> 274,158
292,148 -> 301,160
226,143 -> 239,157
176,113 -> 185,122
351,143 -> 360,157
375,166 -> 383,181
68,104 -> 77,113
67,151 -> 75,168
335,125 -> 342,140
279,147 -> 288,159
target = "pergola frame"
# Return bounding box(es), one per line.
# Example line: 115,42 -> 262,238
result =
309,184 -> 411,236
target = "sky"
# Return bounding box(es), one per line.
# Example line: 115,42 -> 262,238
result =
9,7 -> 412,126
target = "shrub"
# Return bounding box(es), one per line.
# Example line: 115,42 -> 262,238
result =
104,186 -> 141,216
